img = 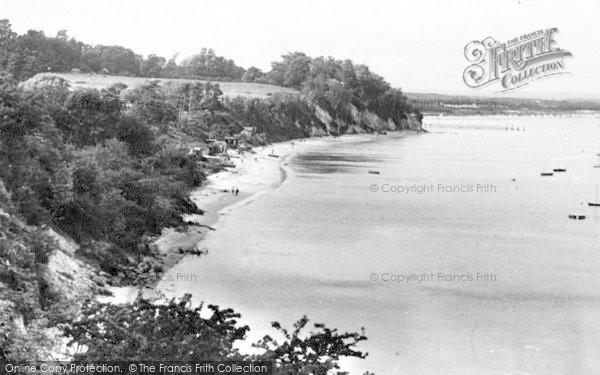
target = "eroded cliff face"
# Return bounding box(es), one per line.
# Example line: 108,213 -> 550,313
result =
313,104 -> 422,136
0,200 -> 103,360
42,229 -> 106,302
400,113 -> 423,130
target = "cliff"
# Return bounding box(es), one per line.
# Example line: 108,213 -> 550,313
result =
314,103 -> 423,135
0,190 -> 105,360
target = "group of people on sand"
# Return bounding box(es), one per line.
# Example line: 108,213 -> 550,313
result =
231,186 -> 239,196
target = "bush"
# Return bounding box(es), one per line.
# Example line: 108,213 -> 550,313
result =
62,294 -> 369,374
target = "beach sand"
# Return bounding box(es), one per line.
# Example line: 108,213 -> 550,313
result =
100,134 -> 371,303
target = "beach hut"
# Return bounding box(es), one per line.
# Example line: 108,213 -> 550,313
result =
188,147 -> 205,160
224,136 -> 239,149
207,140 -> 227,155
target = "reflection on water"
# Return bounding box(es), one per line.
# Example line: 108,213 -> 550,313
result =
161,116 -> 600,375
292,149 -> 385,174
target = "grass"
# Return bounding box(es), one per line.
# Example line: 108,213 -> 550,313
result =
46,73 -> 299,99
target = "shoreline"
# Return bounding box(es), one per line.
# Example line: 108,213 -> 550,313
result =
100,132 -> 380,303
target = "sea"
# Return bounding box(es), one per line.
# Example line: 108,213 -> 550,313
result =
160,115 -> 600,375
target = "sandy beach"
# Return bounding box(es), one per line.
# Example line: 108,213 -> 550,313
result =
101,133 -> 373,303
162,133 -> 382,255
163,138 -> 332,247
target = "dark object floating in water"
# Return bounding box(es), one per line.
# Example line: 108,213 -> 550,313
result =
553,168 -> 566,172
368,170 -> 380,174
568,214 -> 586,220
178,246 -> 209,256
540,172 -> 553,176
589,185 -> 600,207
268,154 -> 280,158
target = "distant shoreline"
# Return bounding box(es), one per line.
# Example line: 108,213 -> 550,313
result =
407,92 -> 600,116
420,111 -> 600,117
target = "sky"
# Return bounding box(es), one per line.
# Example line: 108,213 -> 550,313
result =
3,0 -> 600,99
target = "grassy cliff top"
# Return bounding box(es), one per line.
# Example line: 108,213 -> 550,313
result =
46,73 -> 300,99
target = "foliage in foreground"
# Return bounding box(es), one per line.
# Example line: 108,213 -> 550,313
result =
60,294 -> 369,375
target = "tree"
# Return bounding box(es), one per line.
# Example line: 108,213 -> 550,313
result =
0,19 -> 16,68
163,53 -> 179,77
20,74 -> 71,105
0,19 -> 16,46
81,45 -> 140,75
354,65 -> 390,110
116,114 -> 156,156
0,73 -> 72,224
140,54 -> 166,77
179,48 -> 245,80
267,52 -> 312,88
56,30 -> 68,41
257,316 -> 368,375
64,88 -> 121,145
63,294 -> 249,361
169,81 -> 205,112
200,82 -> 223,110
125,80 -> 177,124
242,66 -> 264,82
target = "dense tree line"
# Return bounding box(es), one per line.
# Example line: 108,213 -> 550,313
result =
0,19 -> 422,129
0,20 -> 245,81
265,53 -> 422,125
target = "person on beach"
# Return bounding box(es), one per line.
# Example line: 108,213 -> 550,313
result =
235,188 -> 239,196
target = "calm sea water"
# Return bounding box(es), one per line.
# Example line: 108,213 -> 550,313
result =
162,116 -> 600,375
